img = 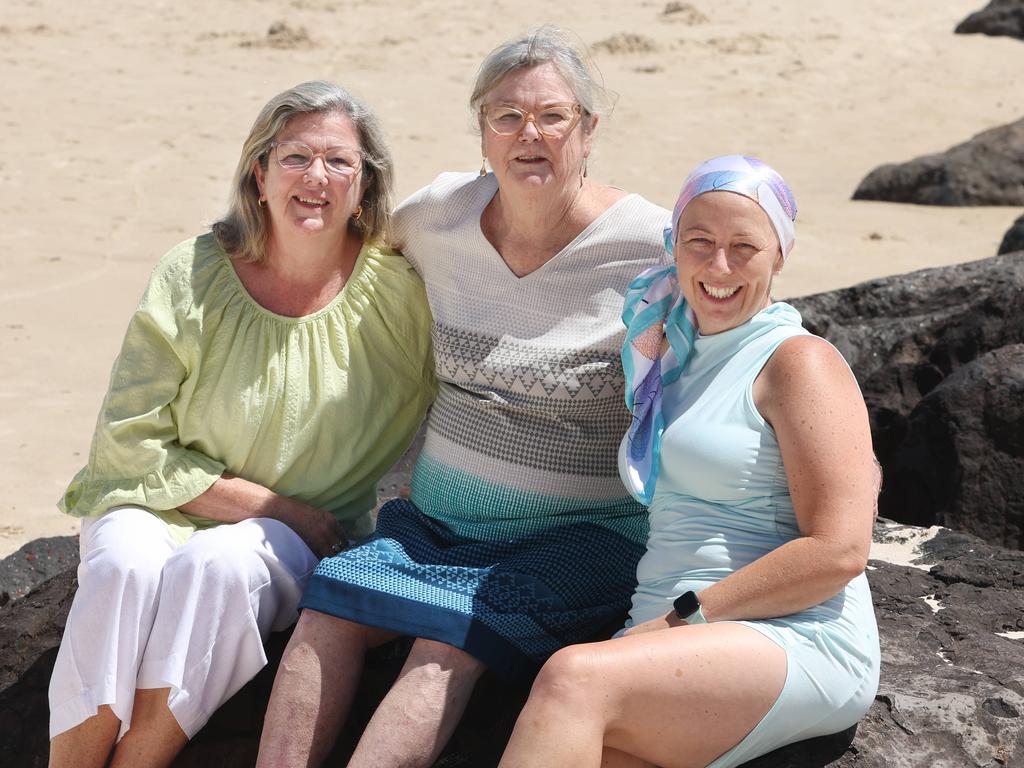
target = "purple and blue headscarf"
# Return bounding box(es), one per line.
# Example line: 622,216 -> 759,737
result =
618,155 -> 798,504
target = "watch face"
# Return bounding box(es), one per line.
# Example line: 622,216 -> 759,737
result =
673,591 -> 699,619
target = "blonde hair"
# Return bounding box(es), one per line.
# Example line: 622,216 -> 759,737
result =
213,80 -> 395,262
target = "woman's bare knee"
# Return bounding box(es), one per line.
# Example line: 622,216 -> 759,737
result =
530,644 -> 606,711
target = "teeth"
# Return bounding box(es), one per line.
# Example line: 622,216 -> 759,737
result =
702,283 -> 740,299
297,197 -> 326,206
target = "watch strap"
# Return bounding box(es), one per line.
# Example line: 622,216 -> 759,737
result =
686,604 -> 708,624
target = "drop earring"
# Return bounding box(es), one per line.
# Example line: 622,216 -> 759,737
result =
479,157 -> 487,177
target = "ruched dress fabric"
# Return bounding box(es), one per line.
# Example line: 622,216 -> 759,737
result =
301,172 -> 672,678
49,233 -> 436,738
624,303 -> 880,768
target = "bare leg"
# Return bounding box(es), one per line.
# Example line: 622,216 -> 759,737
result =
256,610 -> 397,768
108,688 -> 188,768
48,705 -> 120,768
499,623 -> 787,768
347,638 -> 487,768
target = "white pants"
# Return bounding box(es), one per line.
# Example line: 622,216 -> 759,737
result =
48,507 -> 318,739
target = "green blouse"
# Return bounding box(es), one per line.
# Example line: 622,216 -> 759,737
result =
60,233 -> 436,543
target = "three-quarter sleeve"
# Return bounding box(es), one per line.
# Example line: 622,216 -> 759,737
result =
59,266 -> 226,519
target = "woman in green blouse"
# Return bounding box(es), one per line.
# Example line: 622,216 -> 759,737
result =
47,81 -> 435,768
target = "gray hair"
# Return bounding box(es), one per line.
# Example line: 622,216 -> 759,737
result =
213,80 -> 395,262
469,25 -> 612,134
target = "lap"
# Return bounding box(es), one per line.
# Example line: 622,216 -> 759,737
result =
178,516 -> 317,577
78,508 -> 317,614
302,499 -> 643,678
77,508 -> 178,586
87,508 -> 315,577
81,506 -> 178,559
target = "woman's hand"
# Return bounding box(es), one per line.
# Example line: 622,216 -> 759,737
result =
271,497 -> 347,558
179,473 -> 346,558
621,611 -> 686,637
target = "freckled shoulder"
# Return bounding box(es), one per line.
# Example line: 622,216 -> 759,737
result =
756,334 -> 859,422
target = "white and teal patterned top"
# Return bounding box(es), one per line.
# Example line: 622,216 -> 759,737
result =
392,172 -> 671,543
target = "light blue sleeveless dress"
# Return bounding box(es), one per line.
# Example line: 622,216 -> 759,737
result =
624,302 -> 880,768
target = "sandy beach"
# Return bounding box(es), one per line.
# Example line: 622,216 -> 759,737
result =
2,0 -> 1022,557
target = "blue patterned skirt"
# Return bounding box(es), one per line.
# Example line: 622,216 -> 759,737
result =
300,499 -> 645,679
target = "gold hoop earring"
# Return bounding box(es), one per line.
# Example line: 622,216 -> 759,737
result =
352,205 -> 363,221
258,197 -> 266,207
479,157 -> 487,177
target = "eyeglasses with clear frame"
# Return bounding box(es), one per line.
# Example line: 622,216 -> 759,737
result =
270,141 -> 363,178
481,102 -> 583,139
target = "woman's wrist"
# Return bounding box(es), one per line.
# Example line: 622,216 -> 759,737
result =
672,591 -> 710,624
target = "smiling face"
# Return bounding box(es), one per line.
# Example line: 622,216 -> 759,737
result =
674,191 -> 784,335
480,62 -> 593,196
254,110 -> 368,247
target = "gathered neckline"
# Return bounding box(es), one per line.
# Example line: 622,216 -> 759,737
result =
218,240 -> 373,325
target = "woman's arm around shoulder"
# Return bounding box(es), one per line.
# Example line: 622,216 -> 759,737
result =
391,171 -> 485,256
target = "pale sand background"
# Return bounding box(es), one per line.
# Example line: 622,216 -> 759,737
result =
2,0 -> 1022,556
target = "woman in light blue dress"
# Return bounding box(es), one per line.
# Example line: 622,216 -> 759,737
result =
499,155 -> 880,768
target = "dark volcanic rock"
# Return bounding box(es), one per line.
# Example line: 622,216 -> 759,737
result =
853,523 -> 1024,768
851,117 -> 1024,206
790,252 -> 1024,494
956,0 -> 1024,40
999,212 -> 1024,254
882,345 -> 1024,549
0,569 -> 75,767
0,536 -> 78,607
3,522 -> 1023,767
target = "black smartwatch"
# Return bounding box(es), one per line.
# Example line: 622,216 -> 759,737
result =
673,591 -> 707,624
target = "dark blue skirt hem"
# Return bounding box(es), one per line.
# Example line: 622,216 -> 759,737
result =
300,575 -> 542,680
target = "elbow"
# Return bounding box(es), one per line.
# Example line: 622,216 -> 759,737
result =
838,549 -> 869,582
819,537 -> 870,585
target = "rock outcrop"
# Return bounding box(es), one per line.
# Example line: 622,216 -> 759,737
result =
0,569 -> 75,768
0,536 -> 78,607
851,117 -> 1024,206
881,345 -> 1024,549
3,521 -> 1022,767
790,251 -> 1024,547
955,0 -> 1024,41
999,213 -> 1024,254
